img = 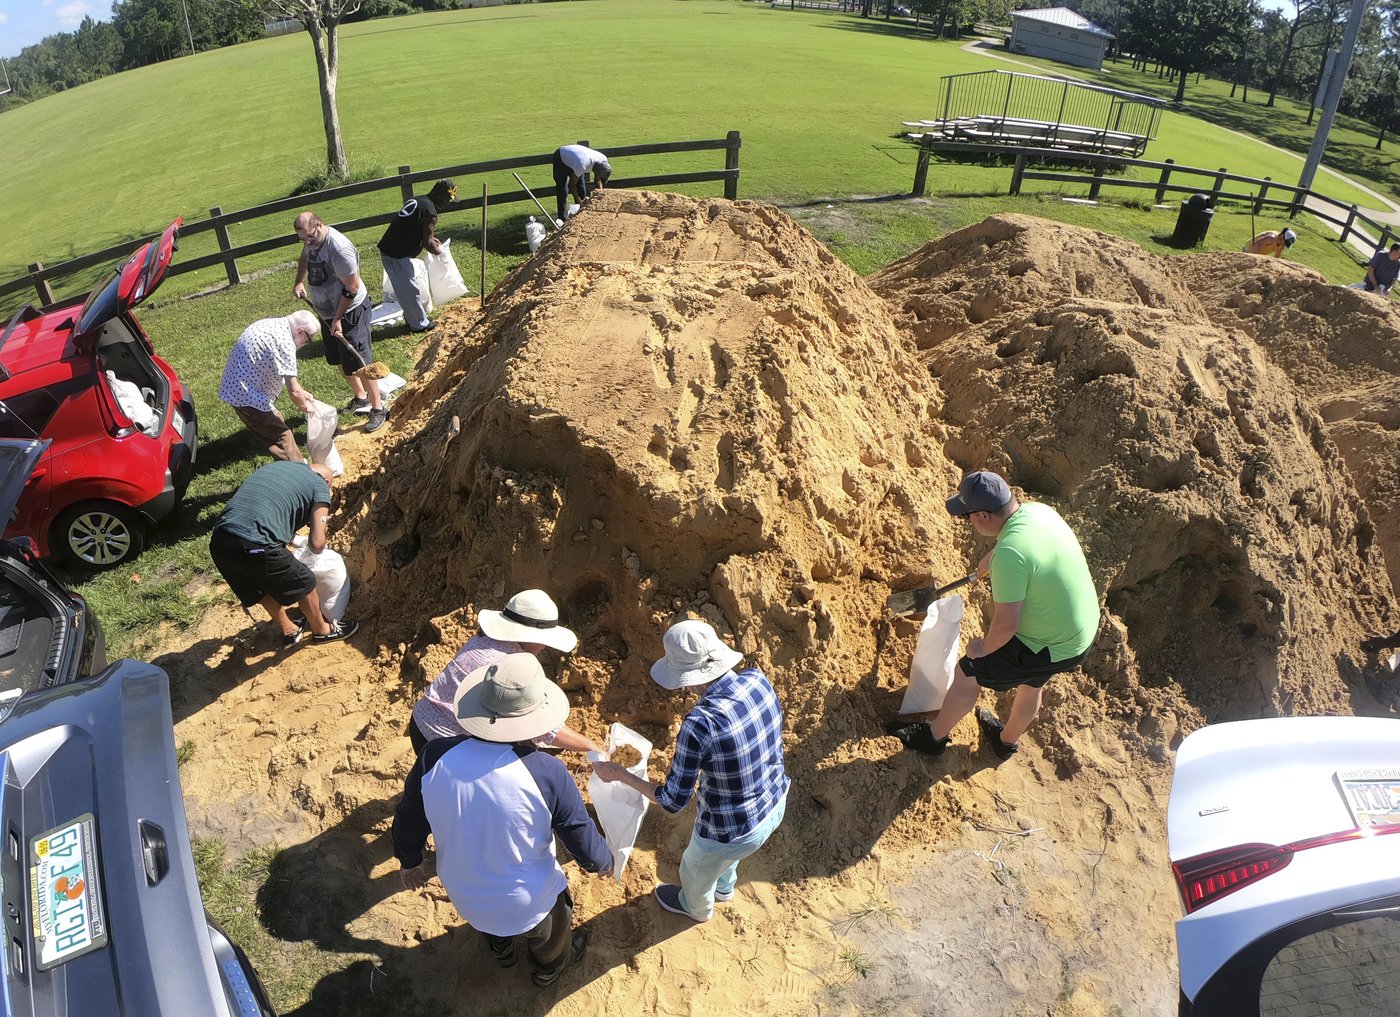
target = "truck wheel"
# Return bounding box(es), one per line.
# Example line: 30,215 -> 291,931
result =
52,501 -> 147,569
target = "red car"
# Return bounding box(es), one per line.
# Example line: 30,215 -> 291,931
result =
0,220 -> 197,568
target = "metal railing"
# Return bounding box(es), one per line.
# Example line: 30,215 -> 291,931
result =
3,132 -> 743,309
908,135 -> 1396,257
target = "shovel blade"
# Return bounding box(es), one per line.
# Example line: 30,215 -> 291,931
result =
885,585 -> 936,618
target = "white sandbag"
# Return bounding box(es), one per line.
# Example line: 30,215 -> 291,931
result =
303,399 -> 343,478
525,216 -> 546,253
586,723 -> 653,881
899,594 -> 964,715
377,372 -> 407,400
424,239 -> 468,305
106,371 -> 158,432
380,259 -> 434,313
372,299 -> 406,328
291,540 -> 351,623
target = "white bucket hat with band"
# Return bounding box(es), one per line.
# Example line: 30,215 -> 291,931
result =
454,653 -> 570,743
650,620 -> 744,691
478,589 -> 577,652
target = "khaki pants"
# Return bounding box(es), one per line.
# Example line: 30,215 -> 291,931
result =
232,404 -> 301,462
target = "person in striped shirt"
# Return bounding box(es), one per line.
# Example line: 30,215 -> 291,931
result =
591,620 -> 790,921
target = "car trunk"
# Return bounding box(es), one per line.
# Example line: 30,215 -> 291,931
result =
92,316 -> 171,435
0,555 -> 81,717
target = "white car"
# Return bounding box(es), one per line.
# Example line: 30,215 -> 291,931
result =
1167,716 -> 1400,1015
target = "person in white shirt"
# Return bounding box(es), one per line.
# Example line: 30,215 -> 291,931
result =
217,310 -> 320,462
552,143 -> 612,221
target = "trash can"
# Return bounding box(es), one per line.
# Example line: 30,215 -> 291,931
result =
1171,193 -> 1215,247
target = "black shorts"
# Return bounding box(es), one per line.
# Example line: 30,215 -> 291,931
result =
209,529 -> 315,608
320,300 -> 373,375
960,636 -> 1087,692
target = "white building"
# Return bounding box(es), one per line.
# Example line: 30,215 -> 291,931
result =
1008,7 -> 1113,71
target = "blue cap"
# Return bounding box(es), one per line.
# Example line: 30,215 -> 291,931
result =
946,471 -> 1012,516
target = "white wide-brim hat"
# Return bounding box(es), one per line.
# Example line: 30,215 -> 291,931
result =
454,652 -> 570,743
478,589 -> 577,652
650,620 -> 743,691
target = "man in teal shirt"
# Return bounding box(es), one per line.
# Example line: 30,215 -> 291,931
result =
889,471 -> 1099,761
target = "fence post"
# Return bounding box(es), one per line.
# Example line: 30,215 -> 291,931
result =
1340,205 -> 1357,244
209,207 -> 242,286
1010,152 -> 1026,195
27,264 -> 54,306
1253,178 -> 1270,214
399,165 -> 413,204
1381,226 -> 1394,250
724,130 -> 742,200
1089,159 -> 1106,199
1209,167 -> 1226,207
1154,159 -> 1174,204
912,133 -> 934,196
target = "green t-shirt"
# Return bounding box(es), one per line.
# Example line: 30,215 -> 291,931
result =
989,502 -> 1100,661
215,461 -> 331,548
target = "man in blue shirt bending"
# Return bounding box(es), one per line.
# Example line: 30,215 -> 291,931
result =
592,620 -> 790,922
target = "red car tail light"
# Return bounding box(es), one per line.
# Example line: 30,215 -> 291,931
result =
1175,821 -> 1400,914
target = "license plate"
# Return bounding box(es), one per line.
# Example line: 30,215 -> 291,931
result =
1337,769 -> 1400,829
170,408 -> 186,437
29,815 -> 107,969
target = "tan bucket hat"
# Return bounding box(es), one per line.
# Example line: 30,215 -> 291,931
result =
649,620 -> 743,691
454,653 -> 570,742
478,589 -> 578,652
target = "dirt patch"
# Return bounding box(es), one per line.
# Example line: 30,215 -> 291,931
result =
168,198 -> 1399,1017
610,744 -> 643,769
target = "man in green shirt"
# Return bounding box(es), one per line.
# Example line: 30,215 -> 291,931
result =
888,471 -> 1099,761
209,460 -> 359,647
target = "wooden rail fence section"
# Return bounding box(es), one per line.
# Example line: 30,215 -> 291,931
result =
910,134 -> 1396,257
4,132 -> 742,307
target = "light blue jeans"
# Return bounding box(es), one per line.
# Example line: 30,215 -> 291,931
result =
678,793 -> 787,919
382,254 -> 430,329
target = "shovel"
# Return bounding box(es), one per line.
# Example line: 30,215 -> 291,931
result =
884,572 -> 979,618
391,414 -> 460,568
299,297 -> 392,382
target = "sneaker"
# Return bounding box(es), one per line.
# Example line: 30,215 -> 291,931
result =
347,396 -> 371,416
531,929 -> 589,987
653,883 -> 707,922
311,619 -> 360,644
975,707 -> 1020,761
410,319 -> 435,334
713,887 -> 735,903
885,719 -> 951,756
363,408 -> 388,434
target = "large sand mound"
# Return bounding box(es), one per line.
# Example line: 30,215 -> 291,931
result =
165,199 -> 1400,1017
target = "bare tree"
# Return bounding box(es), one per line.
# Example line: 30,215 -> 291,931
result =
235,0 -> 361,176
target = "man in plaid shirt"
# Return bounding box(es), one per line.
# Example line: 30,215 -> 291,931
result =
591,620 -> 789,921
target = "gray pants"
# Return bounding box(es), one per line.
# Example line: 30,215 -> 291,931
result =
382,255 -> 430,329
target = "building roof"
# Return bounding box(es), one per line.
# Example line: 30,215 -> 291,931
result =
1010,6 -> 1114,39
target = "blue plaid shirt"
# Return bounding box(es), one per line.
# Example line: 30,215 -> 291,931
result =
655,668 -> 790,843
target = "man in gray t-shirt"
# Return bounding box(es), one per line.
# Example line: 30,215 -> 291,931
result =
293,211 -> 387,433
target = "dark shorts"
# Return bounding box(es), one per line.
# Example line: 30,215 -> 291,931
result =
320,300 -> 373,375
209,529 -> 315,608
960,636 -> 1088,692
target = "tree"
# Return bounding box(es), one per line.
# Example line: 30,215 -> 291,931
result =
234,0 -> 363,177
1124,0 -> 1256,103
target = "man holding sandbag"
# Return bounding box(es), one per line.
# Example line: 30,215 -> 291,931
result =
887,471 -> 1099,761
591,620 -> 789,922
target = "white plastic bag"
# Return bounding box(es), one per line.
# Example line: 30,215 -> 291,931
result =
899,594 -> 964,714
525,216 -> 546,253
303,399 -> 343,478
424,239 -> 468,305
586,723 -> 653,881
380,259 -> 434,314
106,371 -> 158,432
291,538 -> 351,623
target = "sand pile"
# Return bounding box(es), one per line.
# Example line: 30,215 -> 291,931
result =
1176,252 -> 1400,597
166,201 -> 1400,1017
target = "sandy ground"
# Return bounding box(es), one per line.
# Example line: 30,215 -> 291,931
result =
163,194 -> 1400,1016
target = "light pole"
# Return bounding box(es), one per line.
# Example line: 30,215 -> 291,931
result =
179,0 -> 197,57
1296,0 -> 1369,197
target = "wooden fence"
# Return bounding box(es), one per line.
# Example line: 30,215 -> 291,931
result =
3,132 -> 742,308
910,135 -> 1396,257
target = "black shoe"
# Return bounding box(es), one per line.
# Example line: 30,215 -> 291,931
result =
532,929 -> 589,987
975,707 -> 1019,761
347,396 -> 371,416
489,940 -> 518,969
312,619 -> 359,644
363,408 -> 388,433
281,617 -> 308,648
885,719 -> 950,756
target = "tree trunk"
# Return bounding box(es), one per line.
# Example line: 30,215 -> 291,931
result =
306,17 -> 347,177
1377,125 -> 1387,150
1267,30 -> 1298,107
1174,65 -> 1188,103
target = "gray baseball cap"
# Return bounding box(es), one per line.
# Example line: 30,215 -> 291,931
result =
946,471 -> 1012,516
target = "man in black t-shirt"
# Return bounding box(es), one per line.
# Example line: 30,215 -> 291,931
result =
1363,243 -> 1400,297
378,179 -> 455,333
